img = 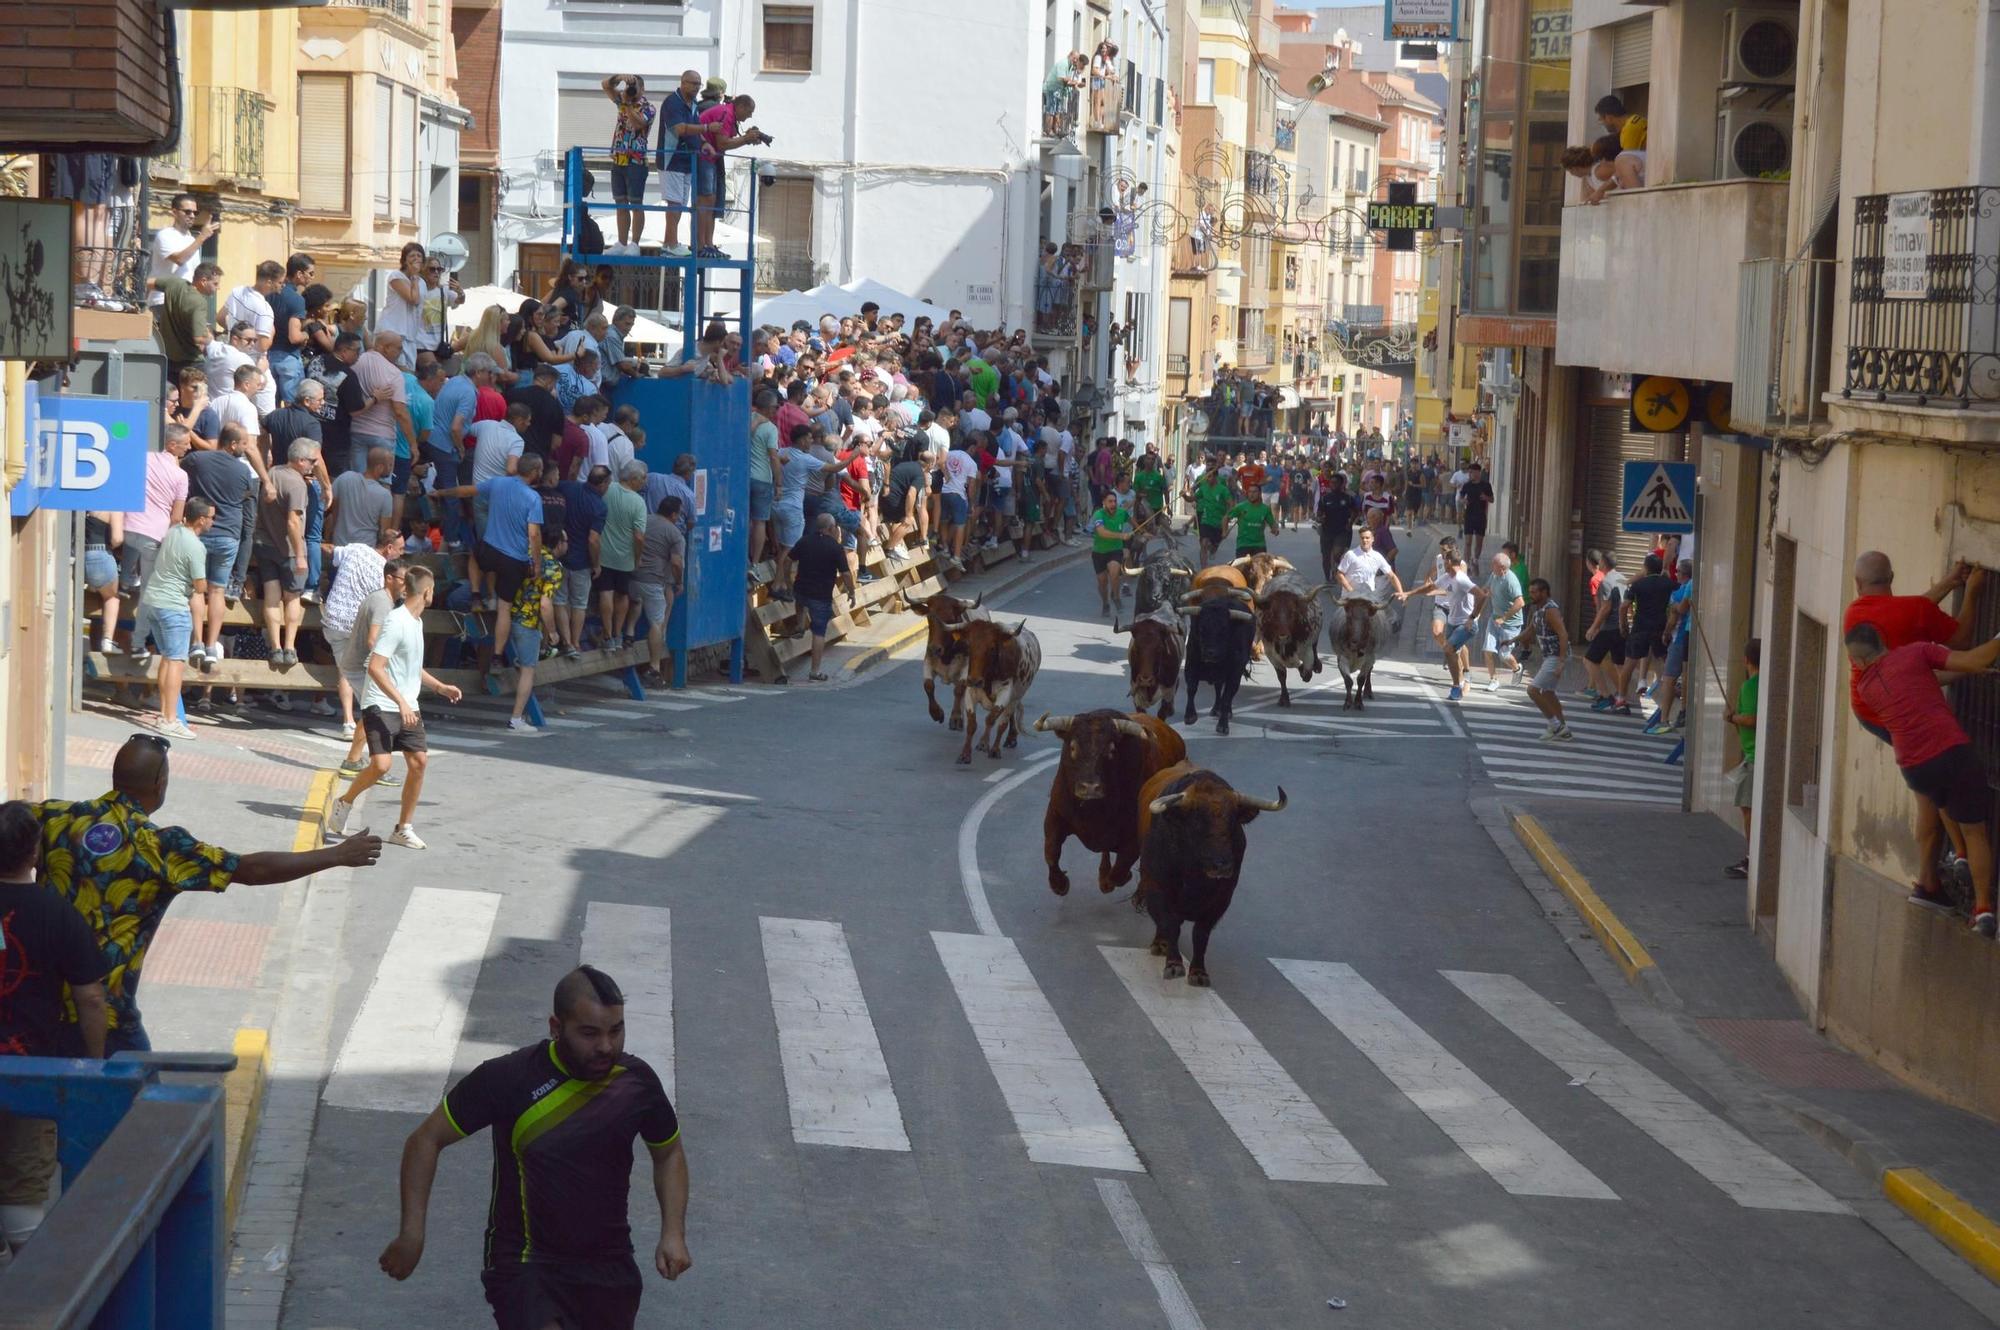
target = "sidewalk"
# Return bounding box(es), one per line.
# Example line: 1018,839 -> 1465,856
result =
1508,796 -> 2000,1290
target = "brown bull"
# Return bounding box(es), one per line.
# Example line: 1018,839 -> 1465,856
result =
1231,552 -> 1295,596
1135,764 -> 1286,985
914,592 -> 982,730
1327,597 -> 1379,710
1034,710 -> 1188,897
1254,573 -> 1325,707
945,619 -> 1042,763
1112,613 -> 1183,718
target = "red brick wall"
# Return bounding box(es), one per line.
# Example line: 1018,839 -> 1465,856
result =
0,0 -> 174,148
452,6 -> 501,163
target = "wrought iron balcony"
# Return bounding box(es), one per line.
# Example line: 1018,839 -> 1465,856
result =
157,86 -> 272,191
754,249 -> 823,295
1245,150 -> 1280,200
329,0 -> 413,17
1845,186 -> 2000,407
1166,352 -> 1190,376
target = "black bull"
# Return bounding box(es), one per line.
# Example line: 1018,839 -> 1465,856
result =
1179,595 -> 1256,735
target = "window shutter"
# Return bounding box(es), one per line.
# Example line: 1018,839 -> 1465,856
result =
555,89 -> 604,162
1610,18 -> 1652,90
374,79 -> 393,217
399,89 -> 418,221
299,76 -> 350,215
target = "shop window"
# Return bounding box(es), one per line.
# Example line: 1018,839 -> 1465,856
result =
1787,612 -> 1826,822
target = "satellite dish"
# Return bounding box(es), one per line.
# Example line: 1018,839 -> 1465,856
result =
1190,409 -> 1210,436
428,232 -> 470,274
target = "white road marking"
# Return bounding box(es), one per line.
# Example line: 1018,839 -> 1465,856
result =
956,752 -> 1059,937
1472,763 -> 1679,793
1408,672 -> 1468,738
424,734 -> 502,750
683,689 -> 747,703
1096,1179 -> 1207,1330
560,704 -> 656,721
984,766 -> 1012,783
1487,782 -> 1681,807
1272,961 -> 1615,1200
760,917 -> 910,1151
653,782 -> 760,803
582,902 -> 675,1100
932,932 -> 1143,1172
1100,947 -> 1383,1185
323,887 -> 501,1113
1444,971 -> 1849,1213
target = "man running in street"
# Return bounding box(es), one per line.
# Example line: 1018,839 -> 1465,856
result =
1314,470 -> 1359,582
1189,461 -> 1232,565
1516,578 -> 1575,741
379,965 -> 691,1328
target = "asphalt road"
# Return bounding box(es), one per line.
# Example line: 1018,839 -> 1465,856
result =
258,524 -> 1992,1330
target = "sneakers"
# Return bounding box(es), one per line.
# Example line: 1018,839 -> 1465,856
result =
337,760 -> 366,778
268,692 -> 294,713
1612,701 -> 1634,716
389,824 -> 427,850
1536,728 -> 1561,743
566,646 -> 583,661
1643,718 -> 1672,736
1726,859 -> 1752,879
128,647 -> 152,669
1975,911 -> 1997,939
1551,725 -> 1576,742
507,716 -> 546,735
340,720 -> 356,739
1446,685 -> 1463,702
1590,696 -> 1613,712
326,798 -> 355,838
663,244 -> 692,258
97,639 -> 122,656
1581,686 -> 1601,701
300,589 -> 319,605
158,720 -> 198,740
1483,678 -> 1501,693
309,697 -> 336,717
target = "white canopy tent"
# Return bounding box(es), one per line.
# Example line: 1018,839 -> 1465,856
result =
753,277 -> 954,330
448,284 -> 681,349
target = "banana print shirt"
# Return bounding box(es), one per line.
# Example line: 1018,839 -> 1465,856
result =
34,792 -> 240,1032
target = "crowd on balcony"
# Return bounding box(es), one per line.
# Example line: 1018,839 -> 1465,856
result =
1561,96 -> 1649,205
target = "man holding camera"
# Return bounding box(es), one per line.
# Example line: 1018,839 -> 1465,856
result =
601,76 -> 656,254
694,94 -> 771,260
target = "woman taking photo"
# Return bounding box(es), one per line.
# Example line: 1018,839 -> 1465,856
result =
378,241 -> 429,367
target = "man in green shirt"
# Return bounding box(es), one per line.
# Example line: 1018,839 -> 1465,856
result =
1132,455 -> 1168,525
749,389 -> 782,567
1726,637 -> 1760,878
1191,464 -> 1233,564
153,263 -> 223,377
967,357 -> 998,409
1223,481 -> 1277,559
132,497 -> 216,739
1088,490 -> 1134,617
599,460 -> 650,650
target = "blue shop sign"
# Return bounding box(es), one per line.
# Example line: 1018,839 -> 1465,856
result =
10,392 -> 150,517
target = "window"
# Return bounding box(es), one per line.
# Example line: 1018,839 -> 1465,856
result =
754,176 -> 817,292
374,79 -> 394,218
763,5 -> 814,74
1787,613 -> 1826,821
1123,291 -> 1148,363
299,74 -> 350,215
399,89 -> 418,222
555,85 -> 607,160
1194,59 -> 1215,105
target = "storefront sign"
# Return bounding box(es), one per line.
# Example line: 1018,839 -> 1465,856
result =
1527,6 -> 1571,62
1883,191 -> 1931,300
1629,375 -> 1692,432
9,394 -> 150,517
1385,0 -> 1459,41
1366,201 -> 1438,232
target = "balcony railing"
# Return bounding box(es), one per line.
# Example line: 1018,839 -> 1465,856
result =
1167,352 -> 1190,375
1086,77 -> 1123,135
1237,327 -> 1275,367
1246,149 -> 1279,200
1845,186 -> 2000,407
158,86 -> 272,191
755,249 -> 823,296
330,0 -> 412,17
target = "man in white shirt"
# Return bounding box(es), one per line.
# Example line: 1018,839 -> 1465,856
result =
987,411 -> 1030,551
204,323 -> 258,398
601,404 -> 637,474
939,440 -> 980,570
1434,551 -> 1479,699
468,405 -> 528,486
1335,526 -> 1405,606
327,565 -> 461,851
223,261 -> 282,414
961,394 -> 992,437
149,194 -> 217,305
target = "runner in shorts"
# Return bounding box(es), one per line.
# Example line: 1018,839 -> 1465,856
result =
1516,578 -> 1574,741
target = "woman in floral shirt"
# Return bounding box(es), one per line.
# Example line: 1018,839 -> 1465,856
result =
601,75 -> 656,253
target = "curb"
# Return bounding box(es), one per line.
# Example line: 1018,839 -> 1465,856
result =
223,1027 -> 270,1231
841,544 -> 1091,679
1886,1168 -> 2000,1288
1510,812 -> 1661,986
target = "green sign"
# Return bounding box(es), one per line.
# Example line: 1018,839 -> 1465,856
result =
1366,201 -> 1438,231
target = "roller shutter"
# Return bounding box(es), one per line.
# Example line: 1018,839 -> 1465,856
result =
1611,18 -> 1653,90
1583,406 -> 1684,574
298,76 -> 350,215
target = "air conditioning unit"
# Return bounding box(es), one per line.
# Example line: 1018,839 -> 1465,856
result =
1721,7 -> 1798,85
1717,101 -> 1794,180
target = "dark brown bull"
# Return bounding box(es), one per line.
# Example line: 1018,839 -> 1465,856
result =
944,619 -> 1042,763
1231,552 -> 1295,596
1253,573 -> 1325,707
1112,612 -> 1183,718
1135,764 -> 1286,986
914,592 -> 982,729
1034,710 -> 1189,896
1327,597 -> 1379,710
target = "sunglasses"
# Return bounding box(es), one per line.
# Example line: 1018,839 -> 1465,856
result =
130,732 -> 171,752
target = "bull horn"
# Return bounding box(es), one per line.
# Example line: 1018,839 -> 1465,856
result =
1010,620 -> 1028,635
1237,786 -> 1289,813
1111,719 -> 1150,739
1147,791 -> 1188,815
1034,712 -> 1075,734
1227,609 -> 1254,622
969,594 -> 984,610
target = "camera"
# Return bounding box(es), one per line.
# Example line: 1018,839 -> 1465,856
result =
756,130 -> 775,145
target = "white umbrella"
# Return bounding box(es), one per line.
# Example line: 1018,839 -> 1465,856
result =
449,285 -> 528,330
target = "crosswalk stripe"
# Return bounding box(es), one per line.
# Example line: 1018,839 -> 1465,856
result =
324,887 -> 501,1113
1474,764 -> 1679,793
1476,741 -> 1679,771
932,932 -> 1143,1172
1239,713 -> 1445,731
1271,961 -> 1615,1200
1100,947 -> 1383,1185
760,917 -> 910,1152
684,689 -> 746,703
582,903 -> 675,1101
1488,782 -> 1681,806
564,705 -> 655,721
1443,971 -> 1849,1213
1465,712 -> 1673,744
424,735 -> 501,750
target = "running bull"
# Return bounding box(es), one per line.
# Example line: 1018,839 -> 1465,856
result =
1112,609 -> 1183,718
943,618 -> 1042,763
1326,596 -> 1380,710
915,592 -> 983,730
1033,709 -> 1188,897
1177,584 -> 1256,735
1253,572 -> 1324,707
1136,763 -> 1287,986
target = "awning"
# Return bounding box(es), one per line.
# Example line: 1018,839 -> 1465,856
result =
1277,386 -> 1302,409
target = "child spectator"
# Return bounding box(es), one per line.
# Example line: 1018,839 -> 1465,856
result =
1725,638 -> 1760,878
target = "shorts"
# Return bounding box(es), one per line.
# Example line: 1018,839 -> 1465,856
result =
198,531 -> 239,584
1483,616 -> 1523,657
477,541 -> 532,603
390,453 -> 413,496
749,479 -> 774,521
481,1256 -> 642,1330
134,603 -> 193,661
832,504 -> 861,551
256,545 -> 305,594
593,566 -> 632,597
635,580 -> 671,631
1626,628 -> 1666,661
610,160 -> 649,204
1902,743 -> 1989,826
1528,656 -> 1563,694
773,504 -> 806,549
508,623 -> 542,666
1730,758 -> 1756,809
1200,524 -> 1224,548
53,152 -> 116,205
1091,548 -> 1123,573
361,705 -> 429,756
696,158 -> 725,203
803,595 -> 835,636
84,546 -> 119,591
994,488 -> 1017,517
941,493 -> 970,526
560,564 -> 595,609
1664,634 -> 1688,680
659,169 -> 693,209
118,531 -> 159,595
1583,628 -> 1627,666
1233,542 -> 1265,561
270,353 -> 304,408
0,1111 -> 57,1210
1462,511 -> 1488,537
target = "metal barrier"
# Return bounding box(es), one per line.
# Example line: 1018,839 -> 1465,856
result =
0,1055 -> 229,1330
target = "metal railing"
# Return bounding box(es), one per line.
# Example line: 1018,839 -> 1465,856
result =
1237,325 -> 1275,367
1166,352 -> 1190,375
1246,149 -> 1279,199
159,86 -> 272,190
329,0 -> 412,17
754,249 -> 822,295
1845,185 -> 2000,407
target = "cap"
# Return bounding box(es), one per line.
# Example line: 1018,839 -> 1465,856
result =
704,77 -> 728,96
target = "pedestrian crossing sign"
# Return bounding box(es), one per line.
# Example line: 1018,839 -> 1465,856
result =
1621,461 -> 1695,534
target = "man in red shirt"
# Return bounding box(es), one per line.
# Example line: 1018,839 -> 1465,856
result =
693,94 -> 769,257
1844,622 -> 2000,934
1844,551 -> 1984,897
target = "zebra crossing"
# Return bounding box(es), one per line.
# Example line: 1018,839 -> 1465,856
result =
1227,666 -> 1462,740
418,678 -> 773,748
321,892 -> 1846,1215
1451,679 -> 1685,805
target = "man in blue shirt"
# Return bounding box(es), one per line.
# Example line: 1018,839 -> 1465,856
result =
557,467 -> 610,659
398,358 -> 442,532
653,69 -> 704,257
555,349 -> 599,413
1649,558 -> 1697,735
436,453 -> 546,672
427,353 -> 493,551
